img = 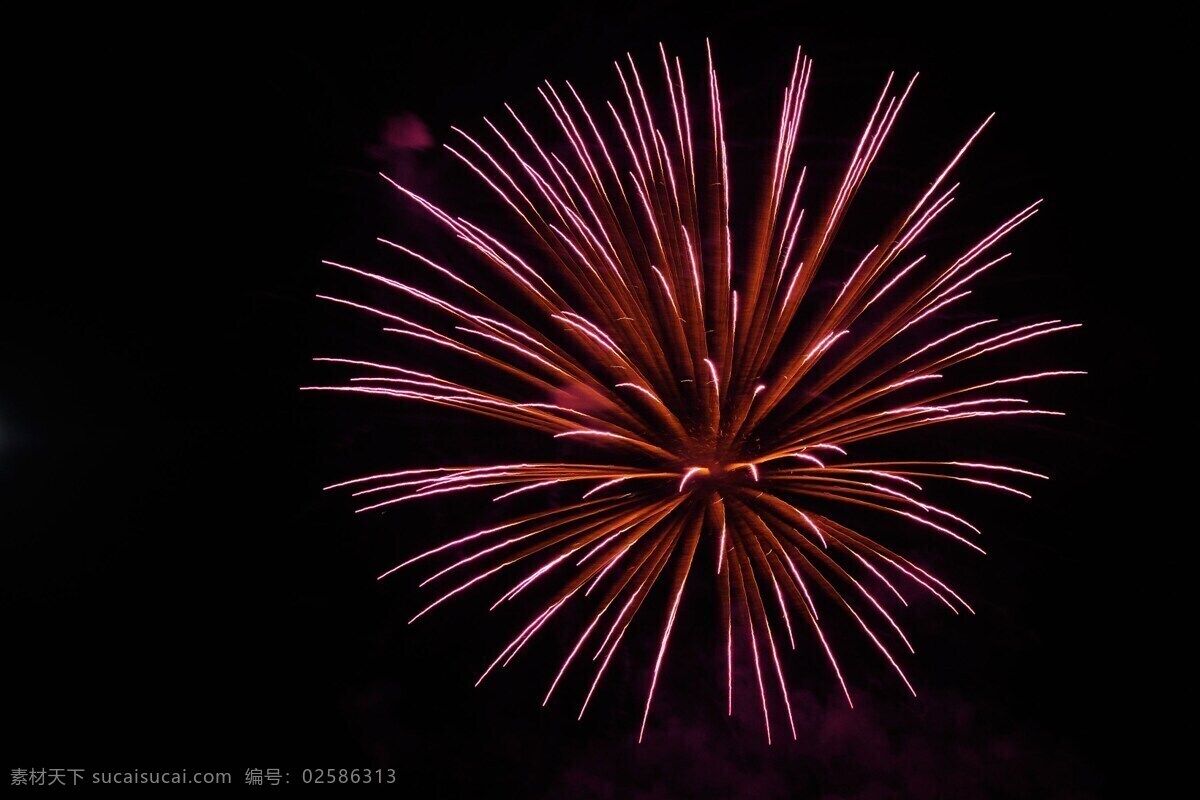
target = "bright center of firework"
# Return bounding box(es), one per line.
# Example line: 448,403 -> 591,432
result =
677,456 -> 758,492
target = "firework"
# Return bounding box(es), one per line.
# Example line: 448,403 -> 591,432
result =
308,43 -> 1080,742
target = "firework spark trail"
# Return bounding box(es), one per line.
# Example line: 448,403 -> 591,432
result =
311,42 -> 1079,741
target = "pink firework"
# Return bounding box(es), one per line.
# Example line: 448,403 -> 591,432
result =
308,42 -> 1080,743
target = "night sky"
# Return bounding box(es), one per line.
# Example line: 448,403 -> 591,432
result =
5,8 -> 1146,798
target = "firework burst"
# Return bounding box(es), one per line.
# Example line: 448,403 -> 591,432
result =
308,42 -> 1080,742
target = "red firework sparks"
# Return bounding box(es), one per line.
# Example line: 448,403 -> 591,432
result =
307,42 -> 1080,743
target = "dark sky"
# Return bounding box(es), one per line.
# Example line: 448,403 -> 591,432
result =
4,8 -> 1149,798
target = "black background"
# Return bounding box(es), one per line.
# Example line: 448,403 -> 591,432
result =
4,8 -> 1150,798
